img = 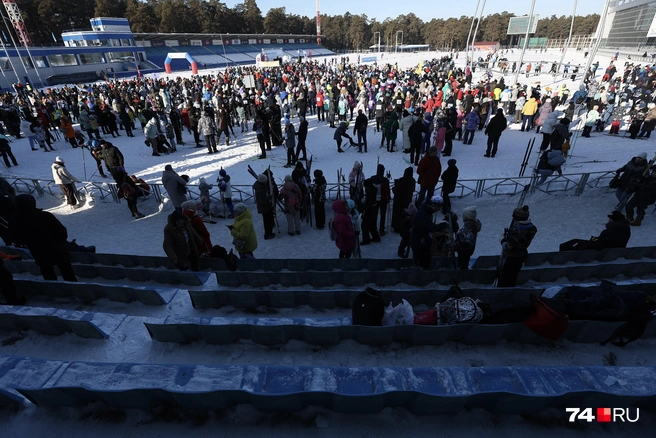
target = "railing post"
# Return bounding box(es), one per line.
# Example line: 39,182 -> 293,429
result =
108,183 -> 119,203
575,173 -> 590,196
32,179 -> 44,197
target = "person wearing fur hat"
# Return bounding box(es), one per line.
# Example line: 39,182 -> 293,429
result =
311,169 -> 327,229
163,210 -> 203,271
51,156 -> 80,207
198,177 -> 213,215
348,161 -> 365,210
229,203 -> 257,259
392,167 -> 416,233
440,159 -> 459,214
411,195 -> 448,269
252,173 -> 278,240
455,206 -> 482,269
279,175 -> 302,236
181,200 -> 212,255
560,211 -> 630,251
497,205 -> 538,287
582,105 -> 600,137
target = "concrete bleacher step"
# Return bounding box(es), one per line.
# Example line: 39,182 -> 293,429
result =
235,258 -> 420,272
69,251 -> 227,271
189,287 -> 542,309
10,358 -> 656,414
473,246 -> 656,269
15,279 -> 178,306
0,306 -> 125,339
3,260 -> 210,287
0,356 -> 66,407
144,316 -> 656,346
215,261 -> 656,287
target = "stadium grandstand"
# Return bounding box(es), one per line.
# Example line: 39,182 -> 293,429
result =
0,17 -> 333,90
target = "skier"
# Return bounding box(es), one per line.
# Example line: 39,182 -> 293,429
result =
334,121 -> 355,153
253,173 -> 277,240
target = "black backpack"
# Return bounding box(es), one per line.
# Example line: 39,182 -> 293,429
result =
352,287 -> 385,326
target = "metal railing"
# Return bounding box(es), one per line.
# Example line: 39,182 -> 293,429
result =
3,171 -> 617,206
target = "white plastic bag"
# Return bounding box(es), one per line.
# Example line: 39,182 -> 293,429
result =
381,299 -> 415,326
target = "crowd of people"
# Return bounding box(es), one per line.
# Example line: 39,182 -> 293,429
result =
1,48 -> 654,296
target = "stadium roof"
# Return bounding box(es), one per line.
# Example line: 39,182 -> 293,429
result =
133,33 -> 323,42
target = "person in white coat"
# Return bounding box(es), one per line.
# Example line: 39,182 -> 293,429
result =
582,105 -> 600,138
51,157 -> 80,207
539,110 -> 562,151
398,110 -> 414,152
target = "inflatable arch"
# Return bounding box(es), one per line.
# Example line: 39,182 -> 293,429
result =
164,52 -> 198,75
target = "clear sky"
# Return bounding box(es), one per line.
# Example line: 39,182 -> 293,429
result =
227,0 -> 602,21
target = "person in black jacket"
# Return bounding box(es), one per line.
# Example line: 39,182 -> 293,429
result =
408,116 -> 426,166
484,108 -> 507,157
100,141 -> 125,184
559,211 -> 631,251
295,116 -> 308,161
0,259 -> 26,305
9,194 -> 77,282
370,164 -> 391,235
441,159 -> 459,214
625,172 -> 656,226
411,195 -> 448,269
391,167 -> 416,233
360,178 -> 381,245
354,109 -> 368,152
252,172 -> 279,240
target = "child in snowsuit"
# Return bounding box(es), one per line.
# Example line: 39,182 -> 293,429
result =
199,177 -> 213,215
455,206 -> 482,269
217,169 -> 234,218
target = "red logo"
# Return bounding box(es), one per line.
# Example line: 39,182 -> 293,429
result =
597,408 -> 612,423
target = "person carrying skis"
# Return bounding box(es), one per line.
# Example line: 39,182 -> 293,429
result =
311,169 -> 327,229
253,173 -> 277,240
497,205 -> 538,287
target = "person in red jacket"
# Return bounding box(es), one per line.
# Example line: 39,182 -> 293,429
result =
181,200 -> 212,255
416,146 -> 442,206
316,90 -> 325,122
331,199 -> 356,258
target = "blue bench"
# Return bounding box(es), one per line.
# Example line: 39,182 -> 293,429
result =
13,359 -> 656,414
0,355 -> 66,407
0,306 -> 125,339
15,279 -> 177,306
3,260 -> 210,287
144,316 -> 655,346
189,287 -> 542,309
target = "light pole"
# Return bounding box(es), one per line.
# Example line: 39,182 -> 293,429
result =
395,31 -> 403,53
556,0 -> 578,77
465,0 -> 482,67
374,31 -> 380,53
469,0 -> 487,68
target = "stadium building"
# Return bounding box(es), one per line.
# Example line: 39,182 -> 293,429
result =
601,0 -> 656,49
0,17 -> 331,90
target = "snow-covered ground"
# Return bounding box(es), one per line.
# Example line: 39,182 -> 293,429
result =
1,48 -> 656,436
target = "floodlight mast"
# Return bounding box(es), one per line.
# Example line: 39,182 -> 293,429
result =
513,0 -> 537,86
556,0 -> 578,77
316,0 -> 321,45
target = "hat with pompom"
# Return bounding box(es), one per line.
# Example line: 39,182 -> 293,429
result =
462,206 -> 477,220
513,205 -> 530,220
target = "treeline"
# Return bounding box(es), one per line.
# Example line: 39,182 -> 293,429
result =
15,0 -> 599,51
